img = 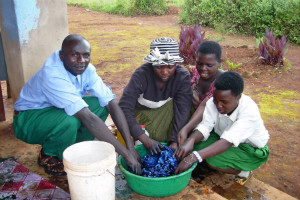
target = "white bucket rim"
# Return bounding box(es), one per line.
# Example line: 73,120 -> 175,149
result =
63,141 -> 116,172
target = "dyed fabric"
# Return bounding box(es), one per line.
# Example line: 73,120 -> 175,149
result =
119,62 -> 192,143
190,66 -> 216,109
134,100 -> 174,143
0,158 -> 70,199
13,96 -> 108,159
193,132 -> 269,171
141,146 -> 178,177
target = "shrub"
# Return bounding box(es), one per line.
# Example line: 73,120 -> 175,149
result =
258,28 -> 287,66
107,0 -> 133,16
179,0 -> 300,44
179,24 -> 206,65
131,0 -> 167,15
67,0 -> 168,16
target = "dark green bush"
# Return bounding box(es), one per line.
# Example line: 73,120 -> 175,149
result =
131,0 -> 168,15
107,0 -> 167,16
179,0 -> 300,44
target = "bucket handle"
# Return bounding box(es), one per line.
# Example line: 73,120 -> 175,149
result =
105,169 -> 115,177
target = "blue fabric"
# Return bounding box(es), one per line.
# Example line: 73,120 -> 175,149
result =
141,146 -> 178,177
14,50 -> 115,116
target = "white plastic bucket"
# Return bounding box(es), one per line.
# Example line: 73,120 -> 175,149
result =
63,141 -> 116,200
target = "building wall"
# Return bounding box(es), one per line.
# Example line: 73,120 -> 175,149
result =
0,0 -> 68,102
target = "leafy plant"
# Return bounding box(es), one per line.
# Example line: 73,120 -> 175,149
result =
179,0 -> 300,44
226,60 -> 242,70
131,0 -> 167,15
179,24 -> 206,65
67,0 -> 168,16
258,28 -> 288,66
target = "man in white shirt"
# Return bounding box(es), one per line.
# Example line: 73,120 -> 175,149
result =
175,71 -> 269,185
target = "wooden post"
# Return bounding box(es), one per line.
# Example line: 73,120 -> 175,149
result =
0,81 -> 6,121
6,80 -> 11,98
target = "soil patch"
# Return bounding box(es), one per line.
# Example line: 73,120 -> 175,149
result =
67,6 -> 300,197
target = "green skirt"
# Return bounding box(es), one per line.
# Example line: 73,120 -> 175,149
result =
193,132 -> 269,171
13,96 -> 108,159
134,100 -> 174,142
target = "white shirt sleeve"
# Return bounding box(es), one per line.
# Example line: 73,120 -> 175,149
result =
85,65 -> 116,107
194,98 -> 218,141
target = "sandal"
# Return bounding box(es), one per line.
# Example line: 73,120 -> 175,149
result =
38,149 -> 66,176
235,171 -> 253,185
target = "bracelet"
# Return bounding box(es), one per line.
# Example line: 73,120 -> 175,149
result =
192,151 -> 203,163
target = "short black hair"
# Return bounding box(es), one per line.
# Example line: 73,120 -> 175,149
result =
61,34 -> 87,52
214,71 -> 244,96
197,41 -> 222,62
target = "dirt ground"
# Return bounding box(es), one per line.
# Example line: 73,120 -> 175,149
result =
68,6 -> 300,197
1,6 -> 299,198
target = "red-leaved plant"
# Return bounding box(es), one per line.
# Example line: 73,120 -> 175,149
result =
179,24 -> 205,65
258,28 -> 287,66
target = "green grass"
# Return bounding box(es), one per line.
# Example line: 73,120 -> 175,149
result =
67,0 -> 184,13
167,0 -> 184,7
66,0 -> 118,12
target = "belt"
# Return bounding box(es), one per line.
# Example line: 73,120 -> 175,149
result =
14,110 -> 19,115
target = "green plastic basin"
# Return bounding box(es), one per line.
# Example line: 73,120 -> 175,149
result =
118,144 -> 197,197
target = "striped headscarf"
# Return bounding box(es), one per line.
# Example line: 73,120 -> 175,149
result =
144,37 -> 184,65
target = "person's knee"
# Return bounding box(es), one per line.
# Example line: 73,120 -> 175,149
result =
64,116 -> 81,131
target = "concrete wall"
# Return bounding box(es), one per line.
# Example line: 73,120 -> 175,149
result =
0,0 -> 68,102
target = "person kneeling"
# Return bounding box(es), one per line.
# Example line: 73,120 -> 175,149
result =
13,34 -> 141,176
119,37 -> 192,155
175,71 -> 269,185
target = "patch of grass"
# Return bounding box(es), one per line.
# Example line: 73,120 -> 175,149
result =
205,34 -> 225,42
66,0 -> 106,11
67,0 -> 128,13
167,0 -> 184,7
283,58 -> 292,71
256,89 -> 299,123
69,22 -> 180,79
67,0 -> 172,16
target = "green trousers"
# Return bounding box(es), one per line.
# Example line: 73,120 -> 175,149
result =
193,132 -> 269,171
13,96 -> 108,159
134,100 -> 174,143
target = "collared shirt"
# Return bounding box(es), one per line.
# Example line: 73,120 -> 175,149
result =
14,50 -> 115,116
195,94 -> 269,148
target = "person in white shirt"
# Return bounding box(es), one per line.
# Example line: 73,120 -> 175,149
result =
175,71 -> 269,185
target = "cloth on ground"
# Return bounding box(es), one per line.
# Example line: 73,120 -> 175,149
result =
0,158 -> 70,199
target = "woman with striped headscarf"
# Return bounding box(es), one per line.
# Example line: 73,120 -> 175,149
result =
119,37 -> 193,155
